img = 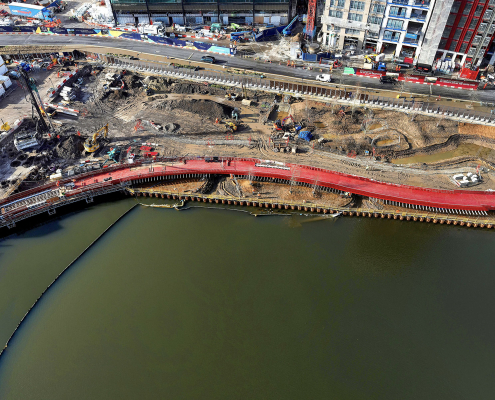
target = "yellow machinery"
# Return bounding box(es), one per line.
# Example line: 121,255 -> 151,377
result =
364,54 -> 378,64
224,121 -> 237,132
0,122 -> 10,132
84,124 -> 108,153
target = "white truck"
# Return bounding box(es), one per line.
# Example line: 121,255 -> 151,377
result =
138,23 -> 166,36
315,73 -> 332,82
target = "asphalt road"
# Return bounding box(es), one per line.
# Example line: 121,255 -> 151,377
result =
4,34 -> 495,103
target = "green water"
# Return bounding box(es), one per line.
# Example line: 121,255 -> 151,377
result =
1,199 -> 495,399
393,143 -> 495,164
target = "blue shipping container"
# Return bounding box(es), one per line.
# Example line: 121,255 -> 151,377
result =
8,3 -> 52,20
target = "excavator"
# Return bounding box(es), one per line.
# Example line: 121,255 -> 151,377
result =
84,124 -> 109,153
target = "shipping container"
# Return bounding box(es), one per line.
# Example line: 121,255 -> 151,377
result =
8,3 -> 53,20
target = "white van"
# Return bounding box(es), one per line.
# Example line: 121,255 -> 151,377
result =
316,74 -> 332,82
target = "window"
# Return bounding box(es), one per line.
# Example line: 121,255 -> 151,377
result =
451,1 -> 461,13
449,40 -> 458,51
464,30 -> 473,40
458,16 -> 467,27
371,3 -> 386,13
329,10 -> 344,17
329,0 -> 345,7
460,42 -> 468,52
348,12 -> 363,21
469,18 -> 479,29
447,14 -> 456,25
368,15 -> 383,25
350,1 -> 365,11
345,28 -> 361,35
442,27 -> 452,37
453,30 -> 461,39
389,6 -> 406,16
439,38 -> 447,49
472,35 -> 482,44
386,18 -> 403,29
383,30 -> 400,41
462,3 -> 472,14
475,5 -> 483,16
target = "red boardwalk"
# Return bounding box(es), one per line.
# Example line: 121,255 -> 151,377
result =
2,158 -> 495,214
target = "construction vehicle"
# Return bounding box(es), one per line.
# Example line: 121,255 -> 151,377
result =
282,15 -> 298,36
224,121 -> 237,132
364,54 -> 378,64
225,93 -> 239,101
84,124 -> 108,153
103,146 -> 121,166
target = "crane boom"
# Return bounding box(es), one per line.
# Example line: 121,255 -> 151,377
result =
306,0 -> 317,38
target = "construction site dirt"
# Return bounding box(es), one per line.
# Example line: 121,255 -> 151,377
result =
3,60 -> 495,200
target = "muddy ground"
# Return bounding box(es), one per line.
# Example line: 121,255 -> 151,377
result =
2,61 -> 495,198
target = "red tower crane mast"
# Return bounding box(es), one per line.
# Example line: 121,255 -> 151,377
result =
306,0 -> 317,37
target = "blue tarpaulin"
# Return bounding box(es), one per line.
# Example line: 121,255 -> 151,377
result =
298,131 -> 313,142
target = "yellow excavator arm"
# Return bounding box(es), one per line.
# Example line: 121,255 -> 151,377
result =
84,124 -> 109,153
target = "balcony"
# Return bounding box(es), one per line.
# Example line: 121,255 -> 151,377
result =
321,15 -> 367,30
383,33 -> 401,42
367,23 -> 381,33
389,12 -> 407,18
412,0 -> 429,8
385,24 -> 405,31
403,38 -> 419,45
410,12 -> 427,21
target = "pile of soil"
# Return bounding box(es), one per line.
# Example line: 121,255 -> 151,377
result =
123,74 -> 143,89
162,99 -> 233,119
170,82 -> 226,96
108,90 -> 130,101
52,134 -> 85,159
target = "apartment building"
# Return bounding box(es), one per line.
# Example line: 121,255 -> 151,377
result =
108,0 -> 295,27
418,0 -> 495,66
375,0 -> 435,61
320,0 -> 384,51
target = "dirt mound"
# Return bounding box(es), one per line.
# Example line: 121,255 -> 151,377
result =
108,90 -> 130,101
123,74 -> 142,89
52,134 -> 85,159
164,99 -> 233,119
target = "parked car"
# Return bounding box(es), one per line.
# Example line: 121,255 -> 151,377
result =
415,63 -> 432,73
200,56 -> 216,64
379,76 -> 398,84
